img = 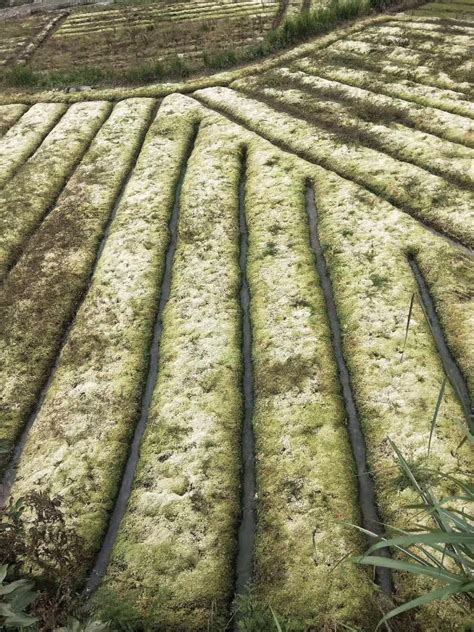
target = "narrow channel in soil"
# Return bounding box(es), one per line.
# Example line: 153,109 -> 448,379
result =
408,255 -> 474,435
3,103 -> 114,278
233,152 -> 257,622
84,121 -> 200,594
0,101 -> 160,507
305,183 -> 393,596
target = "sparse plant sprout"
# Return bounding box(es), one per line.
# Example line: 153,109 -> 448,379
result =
400,292 -> 415,362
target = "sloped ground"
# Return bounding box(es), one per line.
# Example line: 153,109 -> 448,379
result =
0,0 -> 309,82
0,1 -> 473,630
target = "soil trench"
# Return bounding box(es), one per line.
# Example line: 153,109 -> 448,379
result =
233,152 -> 257,621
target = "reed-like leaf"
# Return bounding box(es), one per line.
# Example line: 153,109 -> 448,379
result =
428,376 -> 447,456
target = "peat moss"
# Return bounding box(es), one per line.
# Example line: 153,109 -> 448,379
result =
0,103 -> 27,137
303,162 -> 472,630
232,72 -> 473,186
0,102 -> 66,188
0,100 -> 110,276
244,143 -> 379,630
93,99 -> 244,630
3,99 -> 154,484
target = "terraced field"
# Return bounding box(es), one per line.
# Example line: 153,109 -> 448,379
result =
0,1 -> 473,631
0,0 -> 286,79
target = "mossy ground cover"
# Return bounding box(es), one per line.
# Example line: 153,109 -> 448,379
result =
0,103 -> 28,136
0,100 -> 110,277
194,86 -> 474,249
0,2 -> 473,630
0,98 -> 152,473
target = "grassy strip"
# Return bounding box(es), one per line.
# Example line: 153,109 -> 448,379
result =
0,13 -> 390,102
243,143 -> 379,630
0,98 -> 155,475
93,101 -> 242,631
308,57 -> 474,118
292,58 -> 474,147
304,164 -> 472,629
60,0 -> 274,27
283,62 -> 474,147
194,87 -> 474,249
233,72 -> 474,186
9,98 -> 201,582
0,102 -> 66,189
54,10 -> 274,41
0,103 -> 28,137
328,39 -> 473,95
0,101 -> 111,277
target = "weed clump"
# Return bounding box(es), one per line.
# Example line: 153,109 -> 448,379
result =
0,493 -> 86,629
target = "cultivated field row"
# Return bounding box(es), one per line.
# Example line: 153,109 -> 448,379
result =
0,4 -> 472,631
0,13 -> 52,66
53,1 -> 278,37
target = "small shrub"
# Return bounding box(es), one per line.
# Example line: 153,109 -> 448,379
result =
203,49 -> 238,70
0,493 -> 86,629
126,60 -> 165,83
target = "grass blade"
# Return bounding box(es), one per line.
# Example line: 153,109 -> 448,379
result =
428,376 -> 447,456
375,582 -> 474,630
270,607 -> 283,632
400,292 -> 415,362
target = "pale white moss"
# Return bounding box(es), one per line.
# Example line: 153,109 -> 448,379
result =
298,160 -> 472,630
364,22 -> 474,45
354,25 -> 474,58
304,56 -> 474,118
0,103 -> 66,188
329,38 -> 474,94
95,97 -> 244,630
0,103 -> 28,138
9,98 -> 190,559
195,87 -> 474,248
245,143 -> 379,629
234,72 -> 474,185
0,100 -> 111,276
1,98 -> 154,468
281,63 -> 474,147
